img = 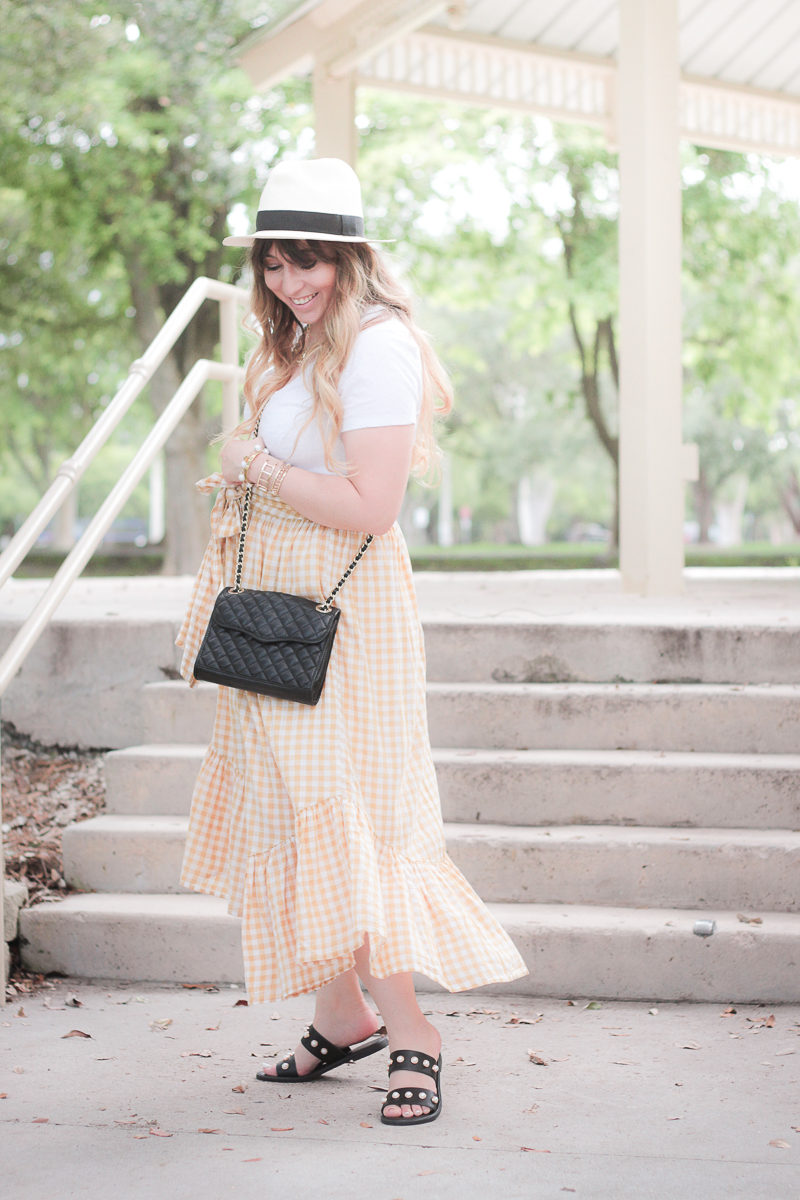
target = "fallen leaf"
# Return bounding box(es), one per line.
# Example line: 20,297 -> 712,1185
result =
149,1129 -> 173,1138
231,1085 -> 246,1094
506,1014 -> 543,1026
736,914 -> 763,925
205,1024 -> 220,1032
65,996 -> 83,1008
133,1135 -> 148,1140
528,1052 -> 548,1066
791,1126 -> 800,1133
765,1014 -> 776,1028
62,1029 -> 92,1039
32,1117 -> 49,1124
12,1068 -> 24,1075
648,1008 -> 659,1016
359,1122 -> 373,1128
769,1140 -> 791,1149
270,1127 -> 293,1132
667,1116 -> 683,1121
17,1007 -> 26,1017
243,1158 -> 262,1162
150,1018 -> 173,1031
198,1128 -> 221,1134
233,999 -> 248,1008
318,1119 -> 329,1125
472,1135 -> 481,1141
681,1042 -> 701,1050
584,1001 -> 602,1010
222,1108 -> 244,1116
270,1012 -> 281,1020
521,1147 -> 551,1153
0,1094 -> 7,1100
720,1006 -> 737,1017
775,1049 -> 795,1056
180,1051 -> 212,1058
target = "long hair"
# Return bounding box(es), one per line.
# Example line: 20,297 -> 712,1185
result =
230,238 -> 452,478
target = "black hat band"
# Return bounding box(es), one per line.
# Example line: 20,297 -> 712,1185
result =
255,209 -> 365,236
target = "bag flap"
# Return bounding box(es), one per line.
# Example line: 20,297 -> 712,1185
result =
211,588 -> 339,647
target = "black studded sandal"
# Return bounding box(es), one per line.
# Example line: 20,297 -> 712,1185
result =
256,1022 -> 388,1083
380,1049 -> 442,1126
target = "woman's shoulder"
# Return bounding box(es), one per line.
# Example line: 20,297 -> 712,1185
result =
347,307 -> 420,367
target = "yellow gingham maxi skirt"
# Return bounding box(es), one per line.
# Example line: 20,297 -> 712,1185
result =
176,477 -> 529,1004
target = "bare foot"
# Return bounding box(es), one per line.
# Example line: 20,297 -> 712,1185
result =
381,1019 -> 441,1121
260,1004 -> 383,1079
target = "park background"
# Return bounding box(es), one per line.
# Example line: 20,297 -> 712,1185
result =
3,0 -> 800,575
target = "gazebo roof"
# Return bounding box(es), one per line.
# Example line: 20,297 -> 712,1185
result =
240,0 -> 800,156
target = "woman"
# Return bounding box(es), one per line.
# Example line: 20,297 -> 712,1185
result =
177,158 -> 528,1126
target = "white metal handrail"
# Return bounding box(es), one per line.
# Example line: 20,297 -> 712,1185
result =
0,277 -> 246,591
0,276 -> 249,1003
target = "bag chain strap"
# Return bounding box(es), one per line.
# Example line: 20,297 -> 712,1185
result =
230,484 -> 372,609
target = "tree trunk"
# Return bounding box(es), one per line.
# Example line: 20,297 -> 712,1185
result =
779,467 -> 800,535
127,256 -> 218,574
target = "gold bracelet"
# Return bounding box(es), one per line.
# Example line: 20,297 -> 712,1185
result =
270,461 -> 291,496
255,459 -> 277,491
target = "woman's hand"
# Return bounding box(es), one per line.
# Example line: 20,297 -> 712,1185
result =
220,436 -> 266,485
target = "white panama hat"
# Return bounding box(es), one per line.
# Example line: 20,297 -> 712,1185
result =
223,157 -> 389,247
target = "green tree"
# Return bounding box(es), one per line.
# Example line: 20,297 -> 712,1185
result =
1,0 -> 308,570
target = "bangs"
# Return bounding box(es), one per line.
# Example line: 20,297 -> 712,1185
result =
254,239 -> 340,269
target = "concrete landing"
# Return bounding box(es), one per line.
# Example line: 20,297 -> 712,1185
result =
2,983 -> 798,1200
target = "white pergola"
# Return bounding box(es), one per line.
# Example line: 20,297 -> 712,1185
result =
237,0 -> 800,595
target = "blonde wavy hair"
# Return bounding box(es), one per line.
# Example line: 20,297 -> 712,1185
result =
229,238 -> 452,478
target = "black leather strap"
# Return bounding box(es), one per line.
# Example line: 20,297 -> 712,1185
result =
387,1050 -> 440,1082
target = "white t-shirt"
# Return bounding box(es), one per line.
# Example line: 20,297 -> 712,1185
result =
256,312 -> 422,475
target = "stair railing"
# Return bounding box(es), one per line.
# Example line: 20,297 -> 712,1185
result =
0,275 -> 249,1003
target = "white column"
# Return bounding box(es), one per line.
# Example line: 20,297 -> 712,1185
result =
618,0 -> 684,594
313,66 -> 357,164
437,451 -> 454,547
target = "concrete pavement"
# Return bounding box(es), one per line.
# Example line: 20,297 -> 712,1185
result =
2,982 -> 799,1199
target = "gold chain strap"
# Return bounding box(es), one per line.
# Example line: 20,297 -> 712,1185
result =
230,484 -> 372,604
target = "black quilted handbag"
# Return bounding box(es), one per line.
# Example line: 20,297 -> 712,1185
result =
193,484 -> 372,705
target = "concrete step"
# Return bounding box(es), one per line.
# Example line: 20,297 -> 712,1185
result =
61,815 -> 800,912
423,619 -> 800,685
428,683 -> 800,754
141,680 -> 800,753
105,743 -> 800,830
18,893 -> 800,1002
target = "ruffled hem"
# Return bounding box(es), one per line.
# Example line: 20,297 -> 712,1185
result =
238,794 -> 528,1004
180,744 -> 250,914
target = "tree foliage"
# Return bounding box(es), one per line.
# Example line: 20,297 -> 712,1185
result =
2,24 -> 799,561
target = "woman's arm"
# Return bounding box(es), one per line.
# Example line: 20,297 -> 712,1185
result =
220,425 -> 415,536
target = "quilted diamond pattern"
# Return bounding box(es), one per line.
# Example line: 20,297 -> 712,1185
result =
194,588 -> 340,705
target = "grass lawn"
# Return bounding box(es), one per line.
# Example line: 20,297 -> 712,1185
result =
14,541 -> 800,576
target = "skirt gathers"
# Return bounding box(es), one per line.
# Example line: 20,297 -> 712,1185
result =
176,476 -> 529,1004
